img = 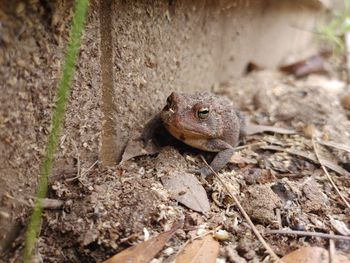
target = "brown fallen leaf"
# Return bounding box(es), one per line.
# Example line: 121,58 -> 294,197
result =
175,235 -> 220,263
260,145 -> 350,177
103,221 -> 182,263
316,139 -> 350,154
330,217 -> 350,236
243,124 -> 296,136
281,246 -> 350,263
162,172 -> 210,214
319,158 -> 350,177
120,137 -> 160,163
279,52 -> 330,78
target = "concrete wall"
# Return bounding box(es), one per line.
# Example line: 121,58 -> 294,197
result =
102,0 -> 324,164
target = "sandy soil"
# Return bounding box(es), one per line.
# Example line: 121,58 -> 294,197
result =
28,69 -> 350,263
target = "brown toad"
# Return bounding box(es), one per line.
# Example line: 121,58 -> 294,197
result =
142,91 -> 243,176
142,92 -> 296,176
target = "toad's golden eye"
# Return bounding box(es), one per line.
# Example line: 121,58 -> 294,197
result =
197,107 -> 210,119
166,96 -> 172,108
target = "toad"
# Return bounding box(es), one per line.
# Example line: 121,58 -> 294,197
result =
142,91 -> 294,177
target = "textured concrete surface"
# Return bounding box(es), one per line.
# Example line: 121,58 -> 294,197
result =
103,0 -> 323,163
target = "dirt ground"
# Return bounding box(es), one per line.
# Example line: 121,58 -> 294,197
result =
0,0 -> 62,255
1,1 -> 350,263
11,68 -> 349,263
4,66 -> 350,262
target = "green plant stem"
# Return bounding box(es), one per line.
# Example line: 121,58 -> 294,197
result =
23,0 -> 89,261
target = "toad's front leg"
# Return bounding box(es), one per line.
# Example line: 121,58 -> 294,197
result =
197,139 -> 235,177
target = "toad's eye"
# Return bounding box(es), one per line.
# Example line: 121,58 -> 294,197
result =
197,107 -> 210,119
166,96 -> 172,108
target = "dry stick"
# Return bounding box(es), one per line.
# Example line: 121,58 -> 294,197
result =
200,156 -> 281,262
65,160 -> 98,182
312,137 -> 350,209
329,231 -> 335,263
266,229 -> 350,241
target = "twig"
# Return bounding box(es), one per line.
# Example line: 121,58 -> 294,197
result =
4,194 -> 64,210
329,231 -> 335,263
42,198 -> 64,210
312,136 -> 350,209
200,156 -> 280,262
266,229 -> 350,241
65,160 -> 98,182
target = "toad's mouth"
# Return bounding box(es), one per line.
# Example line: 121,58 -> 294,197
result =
163,122 -> 210,140
160,107 -> 213,139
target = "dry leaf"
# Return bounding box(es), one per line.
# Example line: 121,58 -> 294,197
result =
260,145 -> 350,177
243,124 -> 296,136
161,172 -> 210,214
330,217 -> 350,236
175,235 -> 219,263
120,137 -> 160,163
103,222 -> 182,263
320,158 -> 350,177
317,139 -> 350,154
281,246 -> 350,263
279,53 -> 329,78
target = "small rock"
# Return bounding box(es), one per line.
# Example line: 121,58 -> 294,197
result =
213,229 -> 230,241
241,185 -> 282,225
302,178 -> 329,213
163,247 -> 174,256
341,94 -> 350,109
330,217 -> 350,236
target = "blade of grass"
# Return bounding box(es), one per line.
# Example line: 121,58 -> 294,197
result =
23,0 -> 89,261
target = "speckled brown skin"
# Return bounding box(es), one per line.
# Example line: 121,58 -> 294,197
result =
143,92 -> 242,177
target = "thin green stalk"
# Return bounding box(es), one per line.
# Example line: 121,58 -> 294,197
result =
23,0 -> 89,261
